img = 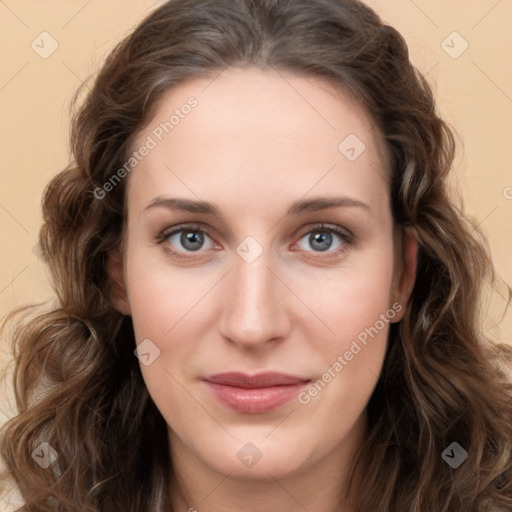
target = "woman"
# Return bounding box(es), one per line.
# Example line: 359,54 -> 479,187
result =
1,0 -> 511,510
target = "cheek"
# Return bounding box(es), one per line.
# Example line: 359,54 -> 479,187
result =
298,245 -> 396,402
124,237 -> 211,340
122,226 -> 397,472
295,243 -> 396,348
125,231 -> 397,363
125,259 -> 208,421
298,289 -> 395,439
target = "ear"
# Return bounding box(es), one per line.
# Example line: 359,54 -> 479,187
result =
390,226 -> 418,322
107,249 -> 131,315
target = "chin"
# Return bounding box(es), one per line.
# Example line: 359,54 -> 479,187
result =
196,435 -> 316,480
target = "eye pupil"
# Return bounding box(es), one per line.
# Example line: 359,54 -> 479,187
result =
310,231 -> 332,251
181,231 -> 204,251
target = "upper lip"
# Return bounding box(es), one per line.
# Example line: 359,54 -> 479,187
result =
203,372 -> 310,389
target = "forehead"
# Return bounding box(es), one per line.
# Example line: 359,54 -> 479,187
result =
128,66 -> 390,215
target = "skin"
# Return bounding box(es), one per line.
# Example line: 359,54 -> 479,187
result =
109,66 -> 418,511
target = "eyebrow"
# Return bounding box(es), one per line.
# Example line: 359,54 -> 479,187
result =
143,195 -> 371,217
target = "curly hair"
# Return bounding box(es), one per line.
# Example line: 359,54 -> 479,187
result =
1,0 -> 511,510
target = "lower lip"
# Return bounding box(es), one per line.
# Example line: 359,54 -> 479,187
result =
205,382 -> 308,414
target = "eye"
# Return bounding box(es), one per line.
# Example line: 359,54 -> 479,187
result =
155,222 -> 354,260
156,224 -> 218,256
294,224 -> 352,254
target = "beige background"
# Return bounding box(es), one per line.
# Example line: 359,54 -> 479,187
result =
1,1 -> 511,410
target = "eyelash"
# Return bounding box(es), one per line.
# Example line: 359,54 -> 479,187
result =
154,223 -> 355,261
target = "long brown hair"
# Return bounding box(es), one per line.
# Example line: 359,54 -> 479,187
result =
1,0 -> 511,510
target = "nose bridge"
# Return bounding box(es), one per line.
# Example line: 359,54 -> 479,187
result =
218,251 -> 290,347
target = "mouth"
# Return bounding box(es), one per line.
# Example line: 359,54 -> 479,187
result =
203,372 -> 310,414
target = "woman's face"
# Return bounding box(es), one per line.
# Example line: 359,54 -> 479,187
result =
111,67 -> 417,482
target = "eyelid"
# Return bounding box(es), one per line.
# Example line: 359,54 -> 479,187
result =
158,222 -> 213,237
295,223 -> 354,243
155,222 -> 355,259
291,223 -> 354,255
155,223 -> 219,258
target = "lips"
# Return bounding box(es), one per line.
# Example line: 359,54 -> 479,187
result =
204,372 -> 309,388
203,372 -> 310,414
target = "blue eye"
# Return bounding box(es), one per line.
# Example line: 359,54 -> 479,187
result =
296,226 -> 351,253
161,226 -> 216,254
156,223 -> 353,260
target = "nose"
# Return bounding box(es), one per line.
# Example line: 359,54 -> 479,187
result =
217,253 -> 292,350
